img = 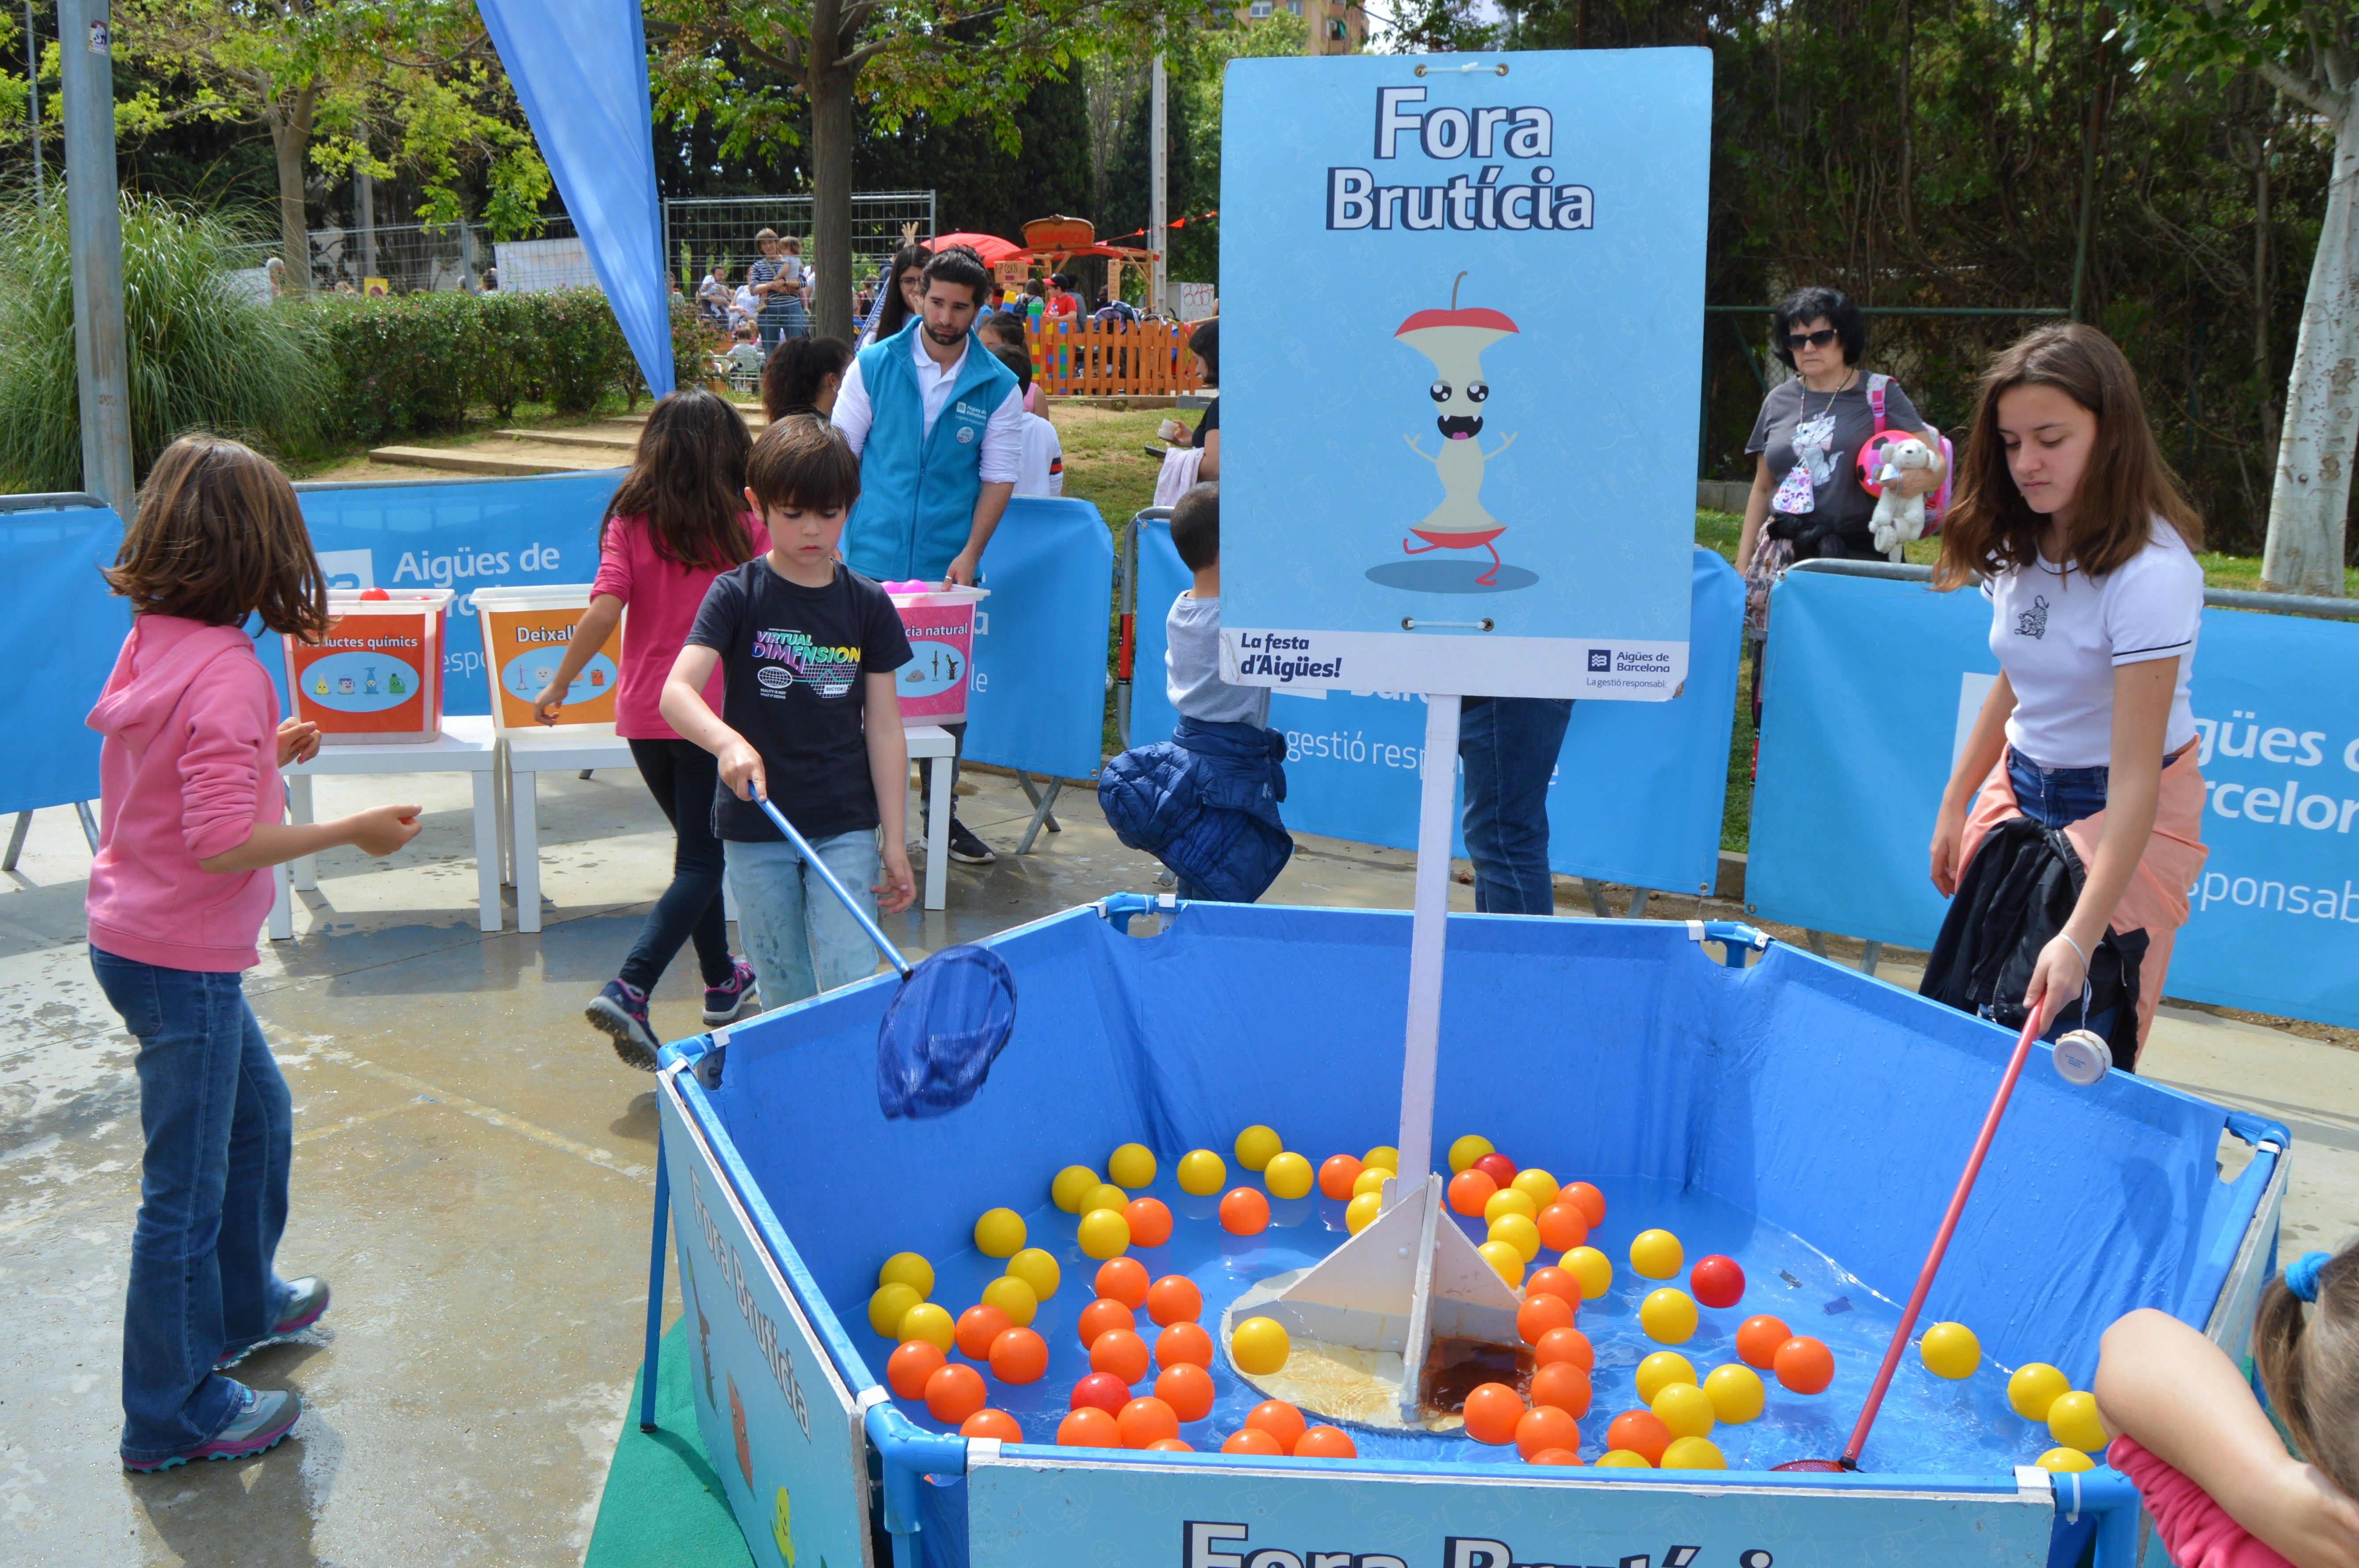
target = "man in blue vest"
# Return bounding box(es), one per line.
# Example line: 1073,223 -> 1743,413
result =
833,244 -> 1023,865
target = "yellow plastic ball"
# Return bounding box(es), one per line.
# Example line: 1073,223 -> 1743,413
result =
1107,1142 -> 1157,1189
1176,1149 -> 1227,1196
1635,1351 -> 1698,1404
2009,1362 -> 2071,1422
1263,1151 -> 1315,1200
1477,1239 -> 1525,1287
1660,1435 -> 1726,1471
1652,1382 -> 1717,1440
980,1273 -> 1039,1328
1488,1212 -> 1542,1263
1351,1166 -> 1391,1198
1510,1168 -> 1560,1211
898,1302 -> 955,1351
868,1283 -> 922,1338
1362,1145 -> 1400,1173
1004,1247 -> 1061,1302
1920,1322 -> 1981,1381
1231,1316 -> 1291,1375
1483,1187 -> 1538,1225
1345,1191 -> 1384,1234
1234,1125 -> 1283,1172
1051,1166 -> 1100,1215
1640,1287 -> 1699,1345
1594,1449 -> 1651,1469
973,1207 -> 1027,1259
2047,1390 -> 2108,1454
2038,1447 -> 2096,1474
1077,1207 -> 1132,1261
1561,1245 -> 1613,1300
877,1252 -> 934,1298
1703,1363 -> 1766,1424
1628,1229 -> 1684,1280
1448,1134 -> 1495,1173
1084,1183 -> 1130,1217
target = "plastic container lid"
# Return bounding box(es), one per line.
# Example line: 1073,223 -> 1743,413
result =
2052,1030 -> 2111,1087
881,579 -> 989,607
472,583 -> 597,612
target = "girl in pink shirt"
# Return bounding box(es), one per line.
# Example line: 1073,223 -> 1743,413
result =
533,389 -> 770,1066
90,437 -> 422,1471
2093,1247 -> 2359,1567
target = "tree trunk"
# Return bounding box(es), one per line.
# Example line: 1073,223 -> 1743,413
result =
266,86 -> 316,296
809,68 -> 856,341
2262,91 -> 2359,596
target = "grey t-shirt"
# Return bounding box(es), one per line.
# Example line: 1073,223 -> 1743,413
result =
1166,593 -> 1268,726
1745,373 -> 1926,560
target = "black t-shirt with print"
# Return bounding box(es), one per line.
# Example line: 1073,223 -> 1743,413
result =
685,558 -> 913,842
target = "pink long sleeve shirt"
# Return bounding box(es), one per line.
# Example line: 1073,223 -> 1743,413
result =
590,513 -> 770,740
2109,1435 -> 2294,1568
85,616 -> 282,972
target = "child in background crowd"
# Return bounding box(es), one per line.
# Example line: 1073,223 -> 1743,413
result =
762,335 -> 853,424
2093,1246 -> 2359,1567
662,417 -> 917,1008
88,436 -> 425,1470
989,343 -> 1063,497
536,390 -> 769,1067
977,312 -> 1043,415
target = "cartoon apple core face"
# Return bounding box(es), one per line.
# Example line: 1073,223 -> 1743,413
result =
1396,307 -> 1517,441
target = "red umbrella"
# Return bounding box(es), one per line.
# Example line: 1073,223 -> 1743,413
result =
929,232 -> 1024,265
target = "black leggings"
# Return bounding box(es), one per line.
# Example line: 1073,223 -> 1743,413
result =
619,739 -> 732,993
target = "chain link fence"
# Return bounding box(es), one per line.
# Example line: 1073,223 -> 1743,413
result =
663,192 -> 937,312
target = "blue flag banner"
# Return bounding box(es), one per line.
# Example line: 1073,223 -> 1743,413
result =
1132,524 -> 1741,894
0,504 -> 128,814
476,0 -> 674,395
963,498 -> 1114,782
1749,568 -> 2359,1029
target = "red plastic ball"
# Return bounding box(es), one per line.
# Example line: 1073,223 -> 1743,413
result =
1690,1254 -> 1746,1310
1094,1257 -> 1150,1307
1561,1181 -> 1608,1226
1221,1426 -> 1284,1455
1145,1275 -> 1203,1326
886,1339 -> 947,1400
1774,1335 -> 1835,1395
1735,1314 -> 1792,1371
1089,1327 -> 1152,1385
1058,1407 -> 1120,1447
1535,1202 -> 1591,1252
1219,1188 -> 1271,1235
988,1326 -> 1048,1385
1294,1425 -> 1357,1459
1076,1297 -> 1136,1349
1532,1325 -> 1594,1372
1155,1321 -> 1215,1370
1069,1371 -> 1131,1415
1527,1447 -> 1583,1466
1154,1361 -> 1216,1422
1524,1267 -> 1583,1311
1517,1292 -> 1577,1346
1461,1382 -> 1526,1446
1471,1152 -> 1518,1190
1515,1404 -> 1583,1462
1117,1395 -> 1181,1449
923,1363 -> 988,1424
955,1304 -> 1012,1361
1527,1360 -> 1592,1419
1605,1409 -> 1672,1465
1318,1154 -> 1364,1200
1447,1169 -> 1499,1217
1124,1196 -> 1174,1248
960,1408 -> 1024,1441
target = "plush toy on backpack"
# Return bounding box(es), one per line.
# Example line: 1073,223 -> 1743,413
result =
1869,437 -> 1937,558
1855,372 -> 1952,557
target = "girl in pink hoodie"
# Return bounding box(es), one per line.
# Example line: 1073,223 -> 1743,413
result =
89,437 -> 423,1472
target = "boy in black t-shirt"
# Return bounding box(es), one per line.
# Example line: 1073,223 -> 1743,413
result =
662,418 -> 916,1008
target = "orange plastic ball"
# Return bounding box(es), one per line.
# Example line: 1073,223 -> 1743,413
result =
1077,1297 -> 1137,1349
1146,1275 -> 1204,1326
1447,1169 -> 1499,1217
1517,1292 -> 1577,1346
1155,1320 -> 1215,1370
924,1363 -> 989,1424
1154,1361 -> 1216,1421
1058,1407 -> 1120,1447
1461,1382 -> 1526,1446
1528,1359 -> 1593,1419
1524,1267 -> 1583,1311
1295,1425 -> 1358,1459
1318,1154 -> 1364,1200
1736,1314 -> 1792,1370
1147,1437 -> 1194,1452
1090,1327 -> 1152,1385
987,1326 -> 1048,1385
1221,1427 -> 1285,1455
955,1304 -> 1012,1361
960,1408 -> 1024,1442
1095,1257 -> 1150,1307
1536,1202 -> 1591,1253
1527,1447 -> 1584,1466
1219,1188 -> 1271,1235
1605,1409 -> 1672,1465
1561,1181 -> 1608,1226
1533,1325 -> 1595,1372
887,1339 -> 947,1400
1515,1404 -> 1583,1462
1774,1335 -> 1835,1395
1245,1399 -> 1308,1453
1117,1396 -> 1181,1449
1124,1197 -> 1175,1248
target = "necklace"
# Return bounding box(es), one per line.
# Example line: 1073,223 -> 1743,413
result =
1800,366 -> 1855,411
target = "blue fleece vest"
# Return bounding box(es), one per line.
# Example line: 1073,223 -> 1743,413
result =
843,321 -> 1019,581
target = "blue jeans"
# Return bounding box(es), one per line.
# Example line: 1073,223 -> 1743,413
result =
2007,749 -> 2112,830
89,949 -> 293,1462
1458,697 -> 1574,915
724,829 -> 883,1008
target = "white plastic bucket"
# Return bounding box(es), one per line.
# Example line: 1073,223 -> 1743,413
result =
285,588 -> 454,744
473,583 -> 622,734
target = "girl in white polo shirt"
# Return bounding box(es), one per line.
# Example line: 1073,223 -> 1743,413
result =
1927,324 -> 2208,1060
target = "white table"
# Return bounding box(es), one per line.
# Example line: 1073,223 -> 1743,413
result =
268,714 -> 504,940
503,723 -> 960,931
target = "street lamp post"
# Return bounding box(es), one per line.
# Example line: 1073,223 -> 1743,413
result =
58,0 -> 135,518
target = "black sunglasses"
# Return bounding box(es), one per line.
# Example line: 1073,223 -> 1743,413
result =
1785,327 -> 1840,350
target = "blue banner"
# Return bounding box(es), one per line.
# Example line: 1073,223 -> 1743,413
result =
1,504 -> 127,814
1749,568 -> 2359,1029
963,497 -> 1114,781
1131,524 -> 1741,894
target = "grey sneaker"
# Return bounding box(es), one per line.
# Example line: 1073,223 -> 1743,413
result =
217,1277 -> 331,1368
122,1384 -> 301,1472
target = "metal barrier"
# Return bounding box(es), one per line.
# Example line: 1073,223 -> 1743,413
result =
1114,506 -> 1169,746
1788,555 -> 2359,620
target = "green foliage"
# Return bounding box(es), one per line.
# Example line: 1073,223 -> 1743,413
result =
0,193 -> 323,494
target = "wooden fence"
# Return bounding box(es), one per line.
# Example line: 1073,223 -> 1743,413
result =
1025,318 -> 1203,398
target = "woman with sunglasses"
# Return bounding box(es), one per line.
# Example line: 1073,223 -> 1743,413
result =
1736,286 -> 1945,719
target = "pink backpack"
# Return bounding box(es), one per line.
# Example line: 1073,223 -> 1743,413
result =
1856,373 -> 1952,534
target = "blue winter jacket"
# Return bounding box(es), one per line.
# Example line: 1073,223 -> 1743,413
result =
842,320 -> 1020,582
1097,718 -> 1294,903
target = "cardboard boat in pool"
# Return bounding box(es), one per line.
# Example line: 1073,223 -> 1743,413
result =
648,899 -> 2285,1568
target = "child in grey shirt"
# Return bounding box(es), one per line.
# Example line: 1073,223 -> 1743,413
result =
1166,482 -> 1267,726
